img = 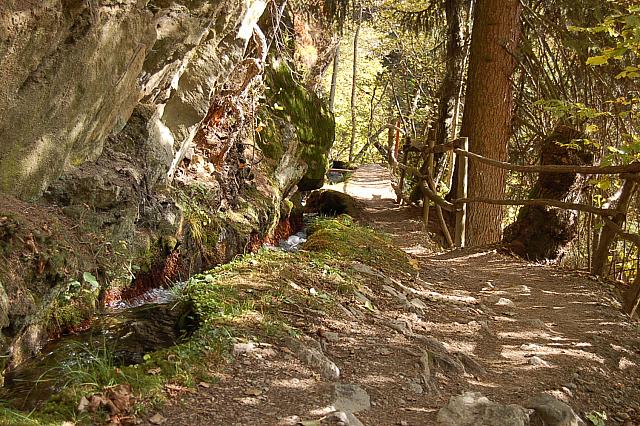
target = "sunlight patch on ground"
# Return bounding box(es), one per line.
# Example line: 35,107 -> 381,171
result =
404,244 -> 432,256
493,316 -> 518,322
466,379 -> 500,388
309,405 -> 339,417
323,164 -> 397,201
271,378 -> 317,390
498,330 -> 559,340
359,374 -> 397,385
541,290 -> 594,297
619,357 -> 636,369
443,340 -> 477,354
501,344 -> 606,364
401,407 -> 438,414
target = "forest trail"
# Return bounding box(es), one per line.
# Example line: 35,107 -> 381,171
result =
148,165 -> 640,426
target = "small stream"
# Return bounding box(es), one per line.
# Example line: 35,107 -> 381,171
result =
1,301 -> 195,410
0,221 -> 314,410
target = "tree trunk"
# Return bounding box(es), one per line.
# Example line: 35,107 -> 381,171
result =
503,126 -> 593,261
623,272 -> 640,318
329,43 -> 340,113
456,0 -> 522,245
348,11 -> 362,163
591,179 -> 637,277
434,0 -> 464,149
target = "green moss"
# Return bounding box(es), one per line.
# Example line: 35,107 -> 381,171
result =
49,284 -> 98,332
305,215 -> 415,274
259,62 -> 335,190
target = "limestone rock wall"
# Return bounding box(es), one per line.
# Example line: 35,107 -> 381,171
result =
0,0 -> 335,373
0,0 -> 266,200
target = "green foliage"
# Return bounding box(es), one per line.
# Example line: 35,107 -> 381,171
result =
571,4 -> 640,78
586,410 -> 607,426
49,271 -> 101,331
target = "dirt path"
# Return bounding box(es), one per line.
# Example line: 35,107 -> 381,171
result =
148,165 -> 640,426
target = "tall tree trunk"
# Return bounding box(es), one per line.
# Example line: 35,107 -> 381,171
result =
434,0 -> 464,149
329,43 -> 340,113
503,126 -> 593,261
458,0 -> 522,245
348,10 -> 362,163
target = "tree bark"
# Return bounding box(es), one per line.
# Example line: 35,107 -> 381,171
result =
456,0 -> 522,245
503,126 -> 594,261
329,43 -> 340,113
435,0 -> 465,149
348,10 -> 362,163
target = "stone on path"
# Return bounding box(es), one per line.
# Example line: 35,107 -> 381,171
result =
436,391 -> 529,426
528,356 -> 552,367
333,383 -> 371,413
286,337 -> 340,381
525,394 -> 586,426
496,297 -> 516,307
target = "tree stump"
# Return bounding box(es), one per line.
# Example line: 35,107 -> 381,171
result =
503,125 -> 593,261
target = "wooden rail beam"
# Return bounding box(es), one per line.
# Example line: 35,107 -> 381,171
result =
455,149 -> 640,175
456,197 -> 618,217
419,180 -> 455,212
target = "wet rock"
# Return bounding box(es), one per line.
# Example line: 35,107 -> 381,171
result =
525,394 -> 585,426
437,392 -> 529,426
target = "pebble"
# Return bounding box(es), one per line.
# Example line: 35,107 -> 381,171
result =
528,356 -> 551,367
408,382 -> 423,395
495,298 -> 515,307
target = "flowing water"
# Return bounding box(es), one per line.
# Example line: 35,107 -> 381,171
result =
1,302 -> 195,410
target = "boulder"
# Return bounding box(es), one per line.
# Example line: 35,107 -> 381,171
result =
437,391 -> 529,426
525,394 -> 585,426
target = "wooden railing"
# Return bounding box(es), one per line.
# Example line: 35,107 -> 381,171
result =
395,137 -> 640,317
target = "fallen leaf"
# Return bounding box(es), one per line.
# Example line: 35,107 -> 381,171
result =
164,383 -> 193,397
147,367 -> 162,375
198,381 -> 211,388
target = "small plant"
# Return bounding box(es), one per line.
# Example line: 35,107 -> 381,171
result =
55,340 -> 121,390
586,411 -> 607,426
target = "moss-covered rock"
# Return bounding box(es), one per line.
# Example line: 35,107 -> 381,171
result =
259,61 -> 335,191
305,216 -> 415,275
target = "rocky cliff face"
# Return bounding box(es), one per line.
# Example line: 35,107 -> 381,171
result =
0,0 -> 268,199
0,0 -> 334,373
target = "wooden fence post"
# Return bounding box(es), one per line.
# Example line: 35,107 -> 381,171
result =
454,137 -> 469,247
423,139 -> 435,227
